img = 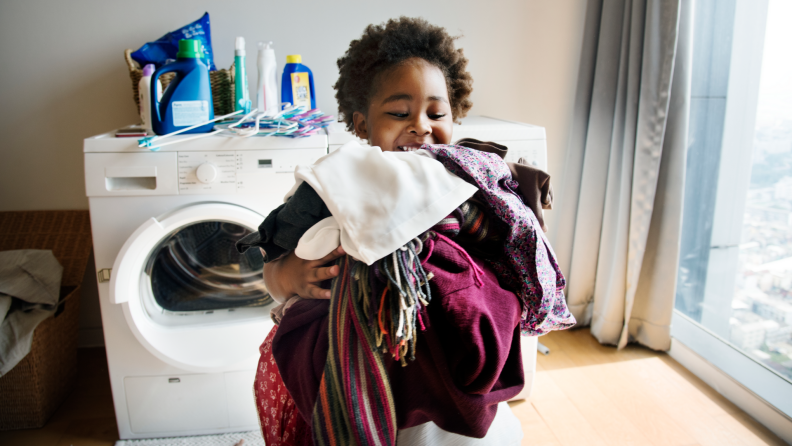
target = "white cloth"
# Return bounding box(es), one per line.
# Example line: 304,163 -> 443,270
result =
294,216 -> 341,261
0,250 -> 63,376
397,402 -> 523,446
287,141 -> 478,265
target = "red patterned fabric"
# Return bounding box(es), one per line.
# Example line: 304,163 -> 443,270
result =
255,325 -> 312,446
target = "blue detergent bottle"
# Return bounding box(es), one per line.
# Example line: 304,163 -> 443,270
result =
150,39 -> 214,135
281,55 -> 316,109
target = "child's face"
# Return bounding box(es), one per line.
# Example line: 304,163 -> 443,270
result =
353,58 -> 453,152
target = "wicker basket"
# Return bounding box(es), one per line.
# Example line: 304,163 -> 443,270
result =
124,49 -> 236,117
0,211 -> 92,430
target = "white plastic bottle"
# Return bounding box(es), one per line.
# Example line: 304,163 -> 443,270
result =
257,42 -> 278,114
138,64 -> 162,134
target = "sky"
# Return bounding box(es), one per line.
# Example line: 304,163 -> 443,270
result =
755,0 -> 792,127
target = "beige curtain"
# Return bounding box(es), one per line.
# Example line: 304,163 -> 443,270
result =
551,0 -> 692,350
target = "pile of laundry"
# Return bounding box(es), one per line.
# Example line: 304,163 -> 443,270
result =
237,140 -> 576,445
0,250 -> 63,376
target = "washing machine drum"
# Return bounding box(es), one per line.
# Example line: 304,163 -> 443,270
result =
148,221 -> 270,312
112,203 -> 276,373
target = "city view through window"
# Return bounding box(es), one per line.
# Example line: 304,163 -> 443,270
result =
729,1 -> 792,381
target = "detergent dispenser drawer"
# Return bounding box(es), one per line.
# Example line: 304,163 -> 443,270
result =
85,152 -> 179,197
125,373 -> 229,433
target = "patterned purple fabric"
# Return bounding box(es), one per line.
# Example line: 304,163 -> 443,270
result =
423,144 -> 576,335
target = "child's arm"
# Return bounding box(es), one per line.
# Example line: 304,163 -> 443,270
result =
261,246 -> 346,303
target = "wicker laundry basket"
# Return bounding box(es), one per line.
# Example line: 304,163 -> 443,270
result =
125,49 -> 236,117
0,211 -> 92,430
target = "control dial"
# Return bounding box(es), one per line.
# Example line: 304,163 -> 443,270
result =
196,162 -> 218,184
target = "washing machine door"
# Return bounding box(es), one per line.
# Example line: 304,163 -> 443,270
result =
111,203 -> 276,373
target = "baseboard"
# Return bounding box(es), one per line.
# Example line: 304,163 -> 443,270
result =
78,328 -> 105,348
669,337 -> 792,444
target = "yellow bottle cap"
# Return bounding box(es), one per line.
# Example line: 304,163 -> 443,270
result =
286,54 -> 302,64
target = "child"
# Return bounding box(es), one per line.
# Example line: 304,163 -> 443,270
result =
260,16 -> 473,303
240,17 -> 573,446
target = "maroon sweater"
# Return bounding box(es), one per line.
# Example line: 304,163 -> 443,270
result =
272,236 -> 524,438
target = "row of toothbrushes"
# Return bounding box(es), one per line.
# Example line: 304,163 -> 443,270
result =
216,105 -> 334,138
138,104 -> 334,150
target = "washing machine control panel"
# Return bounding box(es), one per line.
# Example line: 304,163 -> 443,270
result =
178,152 -> 237,193
176,149 -> 325,195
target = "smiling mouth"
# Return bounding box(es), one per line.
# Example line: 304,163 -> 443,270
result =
396,145 -> 423,152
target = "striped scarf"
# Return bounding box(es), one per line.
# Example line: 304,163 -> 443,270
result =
311,202 -> 503,446
434,200 -> 492,240
435,200 -> 503,261
312,236 -> 433,446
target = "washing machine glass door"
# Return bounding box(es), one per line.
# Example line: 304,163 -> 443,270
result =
112,203 -> 276,372
145,220 -> 270,316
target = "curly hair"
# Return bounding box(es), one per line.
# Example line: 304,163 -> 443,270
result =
334,17 -> 474,131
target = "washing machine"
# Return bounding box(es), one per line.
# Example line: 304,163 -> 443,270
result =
84,132 -> 327,439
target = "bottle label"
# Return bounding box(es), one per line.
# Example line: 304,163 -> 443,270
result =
291,73 -> 312,108
172,101 -> 210,126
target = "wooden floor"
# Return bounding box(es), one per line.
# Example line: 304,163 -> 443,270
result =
1,328 -> 786,445
508,328 -> 787,446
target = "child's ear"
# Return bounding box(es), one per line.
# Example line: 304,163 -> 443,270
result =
352,111 -> 368,140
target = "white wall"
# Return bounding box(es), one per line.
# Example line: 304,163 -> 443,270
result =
0,0 -> 586,211
0,0 -> 587,342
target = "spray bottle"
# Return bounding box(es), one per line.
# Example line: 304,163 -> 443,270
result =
256,42 -> 278,114
234,37 -> 250,112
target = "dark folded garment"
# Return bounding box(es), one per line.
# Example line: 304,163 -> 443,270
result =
272,235 -> 524,438
508,161 -> 553,232
235,182 -> 332,261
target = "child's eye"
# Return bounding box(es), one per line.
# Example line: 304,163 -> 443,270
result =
429,114 -> 447,120
387,112 -> 408,118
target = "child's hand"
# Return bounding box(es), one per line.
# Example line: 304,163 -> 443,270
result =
261,246 -> 346,303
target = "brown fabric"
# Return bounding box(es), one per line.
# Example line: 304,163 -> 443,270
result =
455,138 -> 508,160
508,160 -> 553,232
454,138 -> 553,232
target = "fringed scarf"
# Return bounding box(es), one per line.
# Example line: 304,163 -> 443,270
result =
312,236 -> 434,446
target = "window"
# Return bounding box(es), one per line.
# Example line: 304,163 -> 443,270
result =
674,0 -> 792,416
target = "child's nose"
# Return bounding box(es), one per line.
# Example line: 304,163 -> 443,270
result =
409,117 -> 432,136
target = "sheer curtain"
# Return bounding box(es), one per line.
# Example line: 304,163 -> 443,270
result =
551,0 -> 692,350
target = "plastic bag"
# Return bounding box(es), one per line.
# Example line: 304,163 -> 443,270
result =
131,12 -> 216,71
